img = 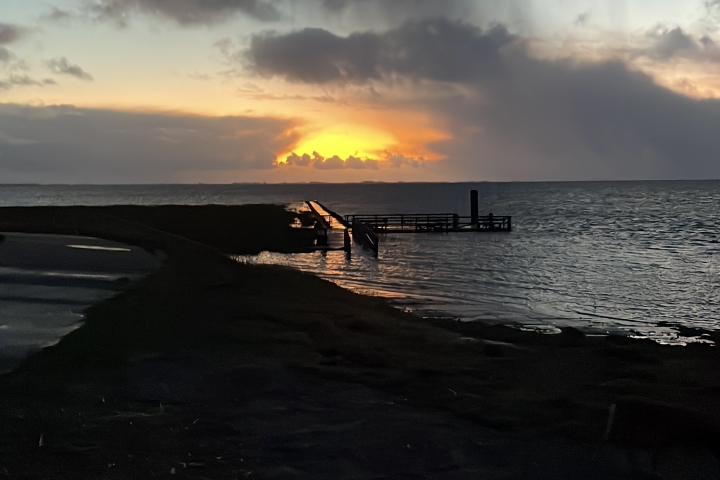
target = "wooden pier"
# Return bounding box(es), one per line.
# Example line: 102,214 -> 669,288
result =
306,190 -> 512,257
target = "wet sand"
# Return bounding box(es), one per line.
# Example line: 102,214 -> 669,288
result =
1,205 -> 720,478
0,232 -> 164,374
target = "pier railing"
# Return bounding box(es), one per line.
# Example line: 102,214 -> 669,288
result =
344,214 -> 511,233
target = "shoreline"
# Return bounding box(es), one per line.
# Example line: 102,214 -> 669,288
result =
240,249 -> 713,346
2,205 -> 720,477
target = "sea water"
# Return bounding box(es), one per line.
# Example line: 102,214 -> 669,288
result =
2,181 -> 719,344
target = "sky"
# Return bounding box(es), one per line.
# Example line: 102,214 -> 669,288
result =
1,0 -> 720,183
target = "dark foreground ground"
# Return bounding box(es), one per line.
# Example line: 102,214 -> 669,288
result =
1,206 -> 720,479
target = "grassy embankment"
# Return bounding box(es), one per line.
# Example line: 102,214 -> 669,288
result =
1,205 -> 720,478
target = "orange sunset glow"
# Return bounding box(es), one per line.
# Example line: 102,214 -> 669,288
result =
277,113 -> 451,167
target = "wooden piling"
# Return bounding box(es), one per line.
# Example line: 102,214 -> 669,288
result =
343,228 -> 351,253
471,190 -> 479,226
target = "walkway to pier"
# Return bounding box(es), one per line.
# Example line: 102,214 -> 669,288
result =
307,201 -> 346,229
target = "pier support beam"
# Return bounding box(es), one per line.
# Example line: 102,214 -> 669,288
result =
343,228 -> 351,253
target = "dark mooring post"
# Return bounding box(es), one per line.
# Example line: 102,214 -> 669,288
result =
470,190 -> 479,226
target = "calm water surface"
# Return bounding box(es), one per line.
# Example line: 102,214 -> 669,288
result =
3,181 -> 719,344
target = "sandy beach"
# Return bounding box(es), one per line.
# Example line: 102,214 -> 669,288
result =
1,205 -> 720,479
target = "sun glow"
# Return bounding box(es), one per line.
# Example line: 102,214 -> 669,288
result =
280,124 -> 398,161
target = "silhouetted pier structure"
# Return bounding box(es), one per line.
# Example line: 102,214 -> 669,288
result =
307,190 -> 511,256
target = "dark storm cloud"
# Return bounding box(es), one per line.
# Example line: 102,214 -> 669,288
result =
0,24 -> 24,45
429,56 -> 720,180
247,18 -> 514,83
382,21 -> 513,82
45,58 -> 94,81
0,104 -> 298,182
252,18 -> 720,179
249,28 -> 383,83
82,0 -> 280,26
314,0 -> 535,38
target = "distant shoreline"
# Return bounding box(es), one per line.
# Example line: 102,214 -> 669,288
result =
3,178 -> 720,187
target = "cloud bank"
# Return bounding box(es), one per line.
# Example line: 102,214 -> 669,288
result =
284,151 -> 380,169
0,104 -> 298,183
282,151 -> 426,170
